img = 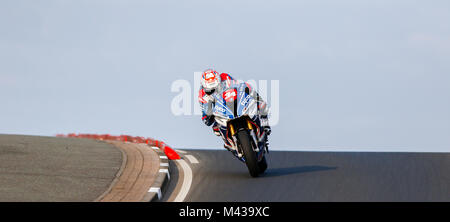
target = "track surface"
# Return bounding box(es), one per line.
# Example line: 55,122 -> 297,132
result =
1,134 -> 449,202
173,149 -> 450,202
0,134 -> 122,201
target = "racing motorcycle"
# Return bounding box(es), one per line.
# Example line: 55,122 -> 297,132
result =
207,81 -> 269,177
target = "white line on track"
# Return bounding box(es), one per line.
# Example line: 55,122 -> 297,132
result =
176,150 -> 187,154
173,159 -> 193,202
184,155 -> 199,164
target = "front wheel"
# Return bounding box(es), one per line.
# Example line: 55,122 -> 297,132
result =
258,156 -> 268,174
237,130 -> 260,177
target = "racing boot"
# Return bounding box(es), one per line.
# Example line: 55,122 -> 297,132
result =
260,115 -> 271,136
260,115 -> 270,152
212,123 -> 221,136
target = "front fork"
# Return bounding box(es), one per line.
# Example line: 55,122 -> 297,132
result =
229,120 -> 268,162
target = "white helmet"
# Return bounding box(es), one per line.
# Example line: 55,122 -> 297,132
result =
201,69 -> 220,94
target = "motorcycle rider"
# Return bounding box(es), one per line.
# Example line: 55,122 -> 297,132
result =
198,69 -> 271,151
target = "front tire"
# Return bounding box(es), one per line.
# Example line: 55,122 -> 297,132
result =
237,130 -> 260,177
258,156 -> 268,174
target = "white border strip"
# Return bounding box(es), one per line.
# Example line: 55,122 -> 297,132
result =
159,168 -> 170,180
173,159 -> 193,202
148,187 -> 162,200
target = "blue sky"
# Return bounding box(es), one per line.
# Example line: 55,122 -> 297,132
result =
1,0 -> 450,151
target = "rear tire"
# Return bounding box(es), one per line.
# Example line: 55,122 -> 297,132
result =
237,130 -> 260,177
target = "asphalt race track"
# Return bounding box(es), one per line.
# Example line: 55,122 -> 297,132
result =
167,149 -> 450,202
1,134 -> 449,202
0,134 -> 122,202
